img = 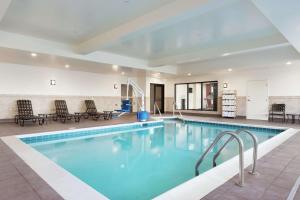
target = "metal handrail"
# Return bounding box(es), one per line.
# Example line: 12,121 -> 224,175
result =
195,131 -> 245,186
236,129 -> 258,175
153,102 -> 162,116
172,102 -> 183,118
212,129 -> 258,175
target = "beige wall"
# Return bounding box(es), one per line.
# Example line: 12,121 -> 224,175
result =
164,96 -> 300,117
2,62 -> 300,119
0,63 -> 144,119
166,64 -> 300,117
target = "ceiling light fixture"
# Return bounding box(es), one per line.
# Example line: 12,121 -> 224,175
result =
31,53 -> 37,57
65,64 -> 70,68
222,53 -> 230,57
152,72 -> 161,77
121,72 -> 125,75
286,61 -> 292,65
112,65 -> 119,71
228,68 -> 232,72
187,73 -> 192,76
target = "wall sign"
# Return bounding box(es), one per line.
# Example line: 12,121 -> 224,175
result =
114,83 -> 118,89
50,80 -> 56,86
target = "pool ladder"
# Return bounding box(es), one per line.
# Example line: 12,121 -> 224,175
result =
172,102 -> 183,118
194,129 -> 258,186
153,102 -> 162,117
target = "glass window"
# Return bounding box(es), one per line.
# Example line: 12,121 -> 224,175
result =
175,84 -> 187,109
188,83 -> 201,109
202,82 -> 218,111
175,81 -> 218,111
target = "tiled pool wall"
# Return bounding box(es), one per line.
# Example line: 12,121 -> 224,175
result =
180,119 -> 286,133
20,121 -> 163,144
20,118 -> 285,145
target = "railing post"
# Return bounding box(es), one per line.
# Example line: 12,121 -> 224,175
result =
236,129 -> 258,175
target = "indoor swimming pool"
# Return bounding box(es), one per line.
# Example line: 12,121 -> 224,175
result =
20,119 -> 284,200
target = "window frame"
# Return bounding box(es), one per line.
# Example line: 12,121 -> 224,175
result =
174,81 -> 218,111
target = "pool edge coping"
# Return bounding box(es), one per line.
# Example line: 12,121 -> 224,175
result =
1,135 -> 109,200
1,118 -> 298,200
154,118 -> 298,200
1,120 -> 163,200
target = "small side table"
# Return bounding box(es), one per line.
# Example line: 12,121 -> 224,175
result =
38,114 -> 47,125
74,112 -> 81,122
103,111 -> 113,120
286,114 -> 299,124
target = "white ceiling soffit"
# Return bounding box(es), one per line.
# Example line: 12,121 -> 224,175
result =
177,44 -> 300,75
0,46 -> 149,76
0,0 -> 175,44
0,31 -> 178,74
0,0 -> 11,21
100,0 -> 287,66
251,0 -> 300,54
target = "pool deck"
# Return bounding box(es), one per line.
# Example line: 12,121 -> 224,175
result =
0,114 -> 300,200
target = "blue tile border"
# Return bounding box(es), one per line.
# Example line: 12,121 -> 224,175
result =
21,119 -> 284,145
21,121 -> 163,144
166,118 -> 284,134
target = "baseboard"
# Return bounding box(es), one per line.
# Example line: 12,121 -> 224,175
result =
0,118 -> 15,123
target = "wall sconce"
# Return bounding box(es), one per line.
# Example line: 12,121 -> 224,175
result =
223,82 -> 228,89
50,80 -> 56,86
114,83 -> 118,89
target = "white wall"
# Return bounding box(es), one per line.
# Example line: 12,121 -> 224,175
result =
145,76 -> 173,111
0,63 -> 147,119
168,64 -> 300,97
0,63 -> 132,96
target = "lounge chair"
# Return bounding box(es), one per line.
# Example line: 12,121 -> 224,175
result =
269,103 -> 285,123
54,100 -> 80,123
84,100 -> 105,120
16,100 -> 43,126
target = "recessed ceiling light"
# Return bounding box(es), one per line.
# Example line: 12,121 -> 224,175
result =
121,72 -> 125,75
65,64 -> 70,68
286,61 -> 292,65
222,53 -> 230,57
30,53 -> 37,57
228,68 -> 232,72
187,73 -> 192,76
152,72 -> 161,77
112,65 -> 119,71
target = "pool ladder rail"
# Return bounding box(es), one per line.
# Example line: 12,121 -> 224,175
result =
153,102 -> 162,117
172,101 -> 183,118
194,129 -> 258,187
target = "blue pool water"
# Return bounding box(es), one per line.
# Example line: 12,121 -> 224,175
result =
22,120 -> 283,200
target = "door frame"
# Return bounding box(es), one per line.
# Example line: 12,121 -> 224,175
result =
150,83 -> 165,113
246,80 -> 269,120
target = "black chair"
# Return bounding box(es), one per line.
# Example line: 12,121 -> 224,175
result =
55,100 -> 80,123
16,100 -> 43,126
85,100 -> 107,120
269,104 -> 285,123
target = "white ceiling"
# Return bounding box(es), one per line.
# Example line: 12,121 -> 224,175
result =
0,0 -> 174,43
102,0 -> 286,62
0,0 -> 299,76
177,44 -> 300,76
